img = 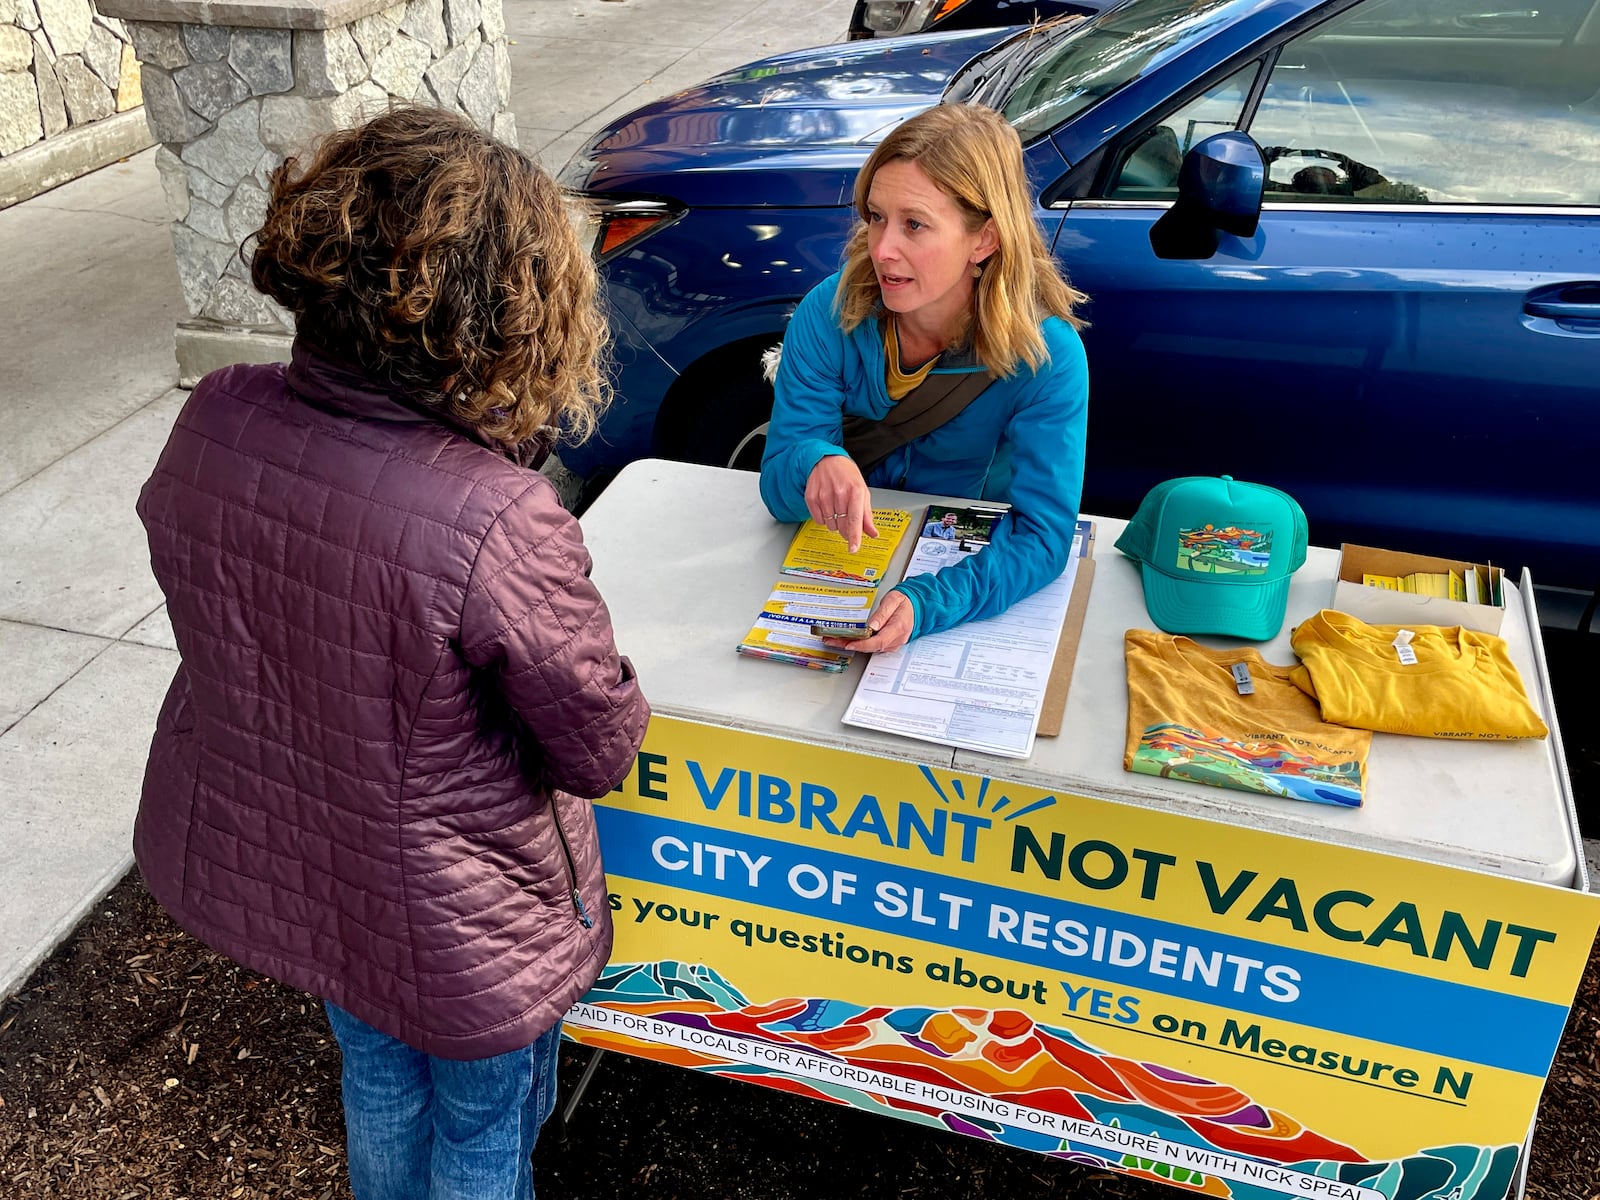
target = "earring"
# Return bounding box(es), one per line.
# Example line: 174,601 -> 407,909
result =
971,263 -> 982,279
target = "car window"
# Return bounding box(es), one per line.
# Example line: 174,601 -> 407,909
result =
998,0 -> 1261,140
1104,64 -> 1259,199
1336,0 -> 1595,39
1249,0 -> 1600,204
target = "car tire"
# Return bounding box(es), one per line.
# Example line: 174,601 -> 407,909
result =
655,341 -> 777,473
571,466 -> 619,517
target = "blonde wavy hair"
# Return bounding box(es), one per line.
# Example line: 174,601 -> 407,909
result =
836,103 -> 1086,378
252,106 -> 609,450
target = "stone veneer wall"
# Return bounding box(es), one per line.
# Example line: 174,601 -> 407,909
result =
0,0 -> 142,157
119,0 -> 515,333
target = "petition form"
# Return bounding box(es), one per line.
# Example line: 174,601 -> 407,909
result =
843,518 -> 1090,758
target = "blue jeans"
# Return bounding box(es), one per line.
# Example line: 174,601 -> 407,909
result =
324,1001 -> 562,1200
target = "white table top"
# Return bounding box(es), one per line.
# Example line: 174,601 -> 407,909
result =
581,460 -> 1584,887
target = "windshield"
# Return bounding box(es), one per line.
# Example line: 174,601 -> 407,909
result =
996,0 -> 1263,140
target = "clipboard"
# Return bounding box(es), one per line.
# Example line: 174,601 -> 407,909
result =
1036,524 -> 1096,738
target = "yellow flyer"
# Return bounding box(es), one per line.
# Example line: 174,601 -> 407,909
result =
779,508 -> 912,588
736,582 -> 877,671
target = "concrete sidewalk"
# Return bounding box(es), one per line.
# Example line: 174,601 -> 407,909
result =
2,0 -> 1596,1007
0,0 -> 859,1002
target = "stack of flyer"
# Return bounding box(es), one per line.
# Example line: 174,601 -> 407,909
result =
736,509 -> 912,671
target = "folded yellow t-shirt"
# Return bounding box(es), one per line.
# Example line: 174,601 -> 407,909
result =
1124,629 -> 1370,807
1289,609 -> 1547,740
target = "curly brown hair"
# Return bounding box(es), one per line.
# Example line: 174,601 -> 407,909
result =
251,106 -> 609,449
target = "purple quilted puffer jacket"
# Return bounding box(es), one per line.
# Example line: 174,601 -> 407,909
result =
135,342 -> 649,1059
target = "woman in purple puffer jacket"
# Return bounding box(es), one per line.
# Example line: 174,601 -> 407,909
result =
134,107 -> 649,1200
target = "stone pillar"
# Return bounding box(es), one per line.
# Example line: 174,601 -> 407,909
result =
95,0 -> 516,384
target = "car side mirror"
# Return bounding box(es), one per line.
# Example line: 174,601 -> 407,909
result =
1149,131 -> 1265,260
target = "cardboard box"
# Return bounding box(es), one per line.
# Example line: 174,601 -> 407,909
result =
1332,544 -> 1505,634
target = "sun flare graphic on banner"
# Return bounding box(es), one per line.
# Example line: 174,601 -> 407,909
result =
915,764 -> 1061,825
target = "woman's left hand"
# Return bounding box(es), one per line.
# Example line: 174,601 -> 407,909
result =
821,589 -> 915,654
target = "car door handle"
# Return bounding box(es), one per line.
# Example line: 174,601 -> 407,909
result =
1525,299 -> 1600,320
1523,283 -> 1600,321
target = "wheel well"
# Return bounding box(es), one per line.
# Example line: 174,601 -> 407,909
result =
652,333 -> 783,464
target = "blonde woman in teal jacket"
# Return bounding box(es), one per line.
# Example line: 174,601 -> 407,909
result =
760,103 -> 1089,652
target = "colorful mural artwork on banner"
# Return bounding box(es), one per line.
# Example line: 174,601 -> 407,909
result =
566,717 -> 1600,1200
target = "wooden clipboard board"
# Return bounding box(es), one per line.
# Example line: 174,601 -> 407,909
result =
1036,526 -> 1097,738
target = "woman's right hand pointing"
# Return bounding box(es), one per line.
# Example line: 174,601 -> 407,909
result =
805,455 -> 879,553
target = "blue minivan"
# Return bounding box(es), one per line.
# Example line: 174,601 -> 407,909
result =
559,0 -> 1600,611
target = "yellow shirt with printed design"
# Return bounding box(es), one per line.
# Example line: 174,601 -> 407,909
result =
1124,629 -> 1370,807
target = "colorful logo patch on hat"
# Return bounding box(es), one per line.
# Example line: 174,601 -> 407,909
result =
1175,525 -> 1274,576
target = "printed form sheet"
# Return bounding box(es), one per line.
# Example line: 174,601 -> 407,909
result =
843,522 -> 1088,758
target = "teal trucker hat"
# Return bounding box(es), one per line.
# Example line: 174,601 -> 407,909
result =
1115,475 -> 1308,641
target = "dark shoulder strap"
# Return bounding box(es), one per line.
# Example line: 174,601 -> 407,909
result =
841,368 -> 994,476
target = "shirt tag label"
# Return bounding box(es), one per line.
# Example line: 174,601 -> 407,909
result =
1230,662 -> 1254,695
1393,629 -> 1418,666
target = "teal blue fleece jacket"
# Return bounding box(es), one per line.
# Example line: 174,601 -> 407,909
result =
759,273 -> 1089,640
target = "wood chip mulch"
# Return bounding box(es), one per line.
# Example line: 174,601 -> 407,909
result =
0,872 -> 1595,1200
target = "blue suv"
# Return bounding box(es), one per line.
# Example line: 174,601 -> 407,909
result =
559,0 -> 1600,610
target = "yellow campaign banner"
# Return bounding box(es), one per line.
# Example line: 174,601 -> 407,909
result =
569,716 -> 1600,1200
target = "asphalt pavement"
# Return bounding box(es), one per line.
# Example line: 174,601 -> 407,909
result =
0,0 -> 1594,1011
